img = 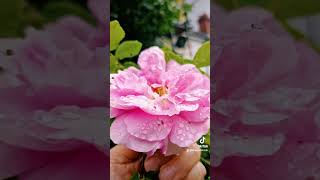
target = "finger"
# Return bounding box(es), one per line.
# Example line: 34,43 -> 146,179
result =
144,151 -> 174,172
110,145 -> 141,180
110,145 -> 141,163
185,162 -> 206,180
159,144 -> 201,180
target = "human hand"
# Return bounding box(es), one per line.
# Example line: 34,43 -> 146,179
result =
110,144 -> 206,180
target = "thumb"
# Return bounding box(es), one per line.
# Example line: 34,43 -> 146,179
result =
110,145 -> 142,180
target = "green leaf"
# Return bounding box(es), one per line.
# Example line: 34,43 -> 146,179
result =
201,157 -> 211,167
162,47 -> 191,64
41,1 -> 95,25
204,132 -> 210,145
115,40 -> 142,60
110,54 -> 122,73
123,61 -> 139,69
193,41 -> 210,68
130,172 -> 139,180
110,20 -> 125,51
183,3 -> 193,12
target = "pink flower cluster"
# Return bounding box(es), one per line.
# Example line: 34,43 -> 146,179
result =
110,47 -> 210,155
212,5 -> 320,180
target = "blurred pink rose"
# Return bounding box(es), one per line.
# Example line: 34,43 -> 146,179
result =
0,0 -> 108,179
212,6 -> 320,180
110,47 -> 210,155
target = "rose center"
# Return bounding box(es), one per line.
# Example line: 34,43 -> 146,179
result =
152,86 -> 167,96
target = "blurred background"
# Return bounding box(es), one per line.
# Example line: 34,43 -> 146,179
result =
0,0 -> 94,37
111,0 -> 210,59
214,0 -> 320,50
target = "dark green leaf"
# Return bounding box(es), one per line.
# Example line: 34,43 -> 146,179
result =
130,172 -> 140,180
123,61 -> 139,69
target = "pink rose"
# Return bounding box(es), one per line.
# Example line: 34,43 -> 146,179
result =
0,0 -> 109,179
110,47 -> 210,155
212,6 -> 320,180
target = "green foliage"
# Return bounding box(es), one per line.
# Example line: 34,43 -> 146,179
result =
111,0 -> 186,47
162,47 -> 192,65
0,0 -> 24,37
110,20 -> 141,73
215,0 -> 320,18
110,54 -> 122,73
163,41 -> 210,71
4,0 -> 45,36
130,172 -> 140,180
193,41 -> 210,68
110,20 -> 125,51
123,61 -> 139,69
41,1 -> 95,25
0,0 -> 94,37
116,40 -> 142,60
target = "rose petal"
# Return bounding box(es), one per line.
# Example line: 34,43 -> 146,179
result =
110,115 -> 163,153
123,110 -> 173,141
138,47 -> 166,84
169,116 -> 209,147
